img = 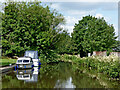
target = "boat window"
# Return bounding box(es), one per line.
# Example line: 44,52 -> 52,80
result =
17,60 -> 22,63
23,75 -> 29,78
17,75 -> 22,78
23,60 -> 29,63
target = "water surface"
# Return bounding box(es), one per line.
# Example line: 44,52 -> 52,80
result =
2,62 -> 119,88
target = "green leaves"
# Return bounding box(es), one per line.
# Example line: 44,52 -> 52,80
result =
72,15 -> 117,56
62,54 -> 120,79
2,2 -> 65,62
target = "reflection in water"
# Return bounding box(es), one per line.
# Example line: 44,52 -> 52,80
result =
16,67 -> 40,82
54,77 -> 76,88
2,62 -> 120,88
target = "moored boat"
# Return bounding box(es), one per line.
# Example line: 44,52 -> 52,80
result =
16,50 -> 41,69
16,57 -> 34,69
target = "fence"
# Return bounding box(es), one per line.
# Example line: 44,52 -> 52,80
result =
93,51 -> 107,56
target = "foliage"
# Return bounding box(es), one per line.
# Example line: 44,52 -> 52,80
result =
2,2 -> 65,62
55,31 -> 77,55
2,62 -> 110,88
60,54 -> 120,79
112,40 -> 120,52
72,15 -> 117,57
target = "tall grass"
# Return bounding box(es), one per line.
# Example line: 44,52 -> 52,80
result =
60,54 -> 120,80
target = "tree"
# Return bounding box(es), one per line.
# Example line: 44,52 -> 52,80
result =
112,40 -> 120,52
72,15 -> 117,57
55,30 -> 77,55
2,2 -> 65,62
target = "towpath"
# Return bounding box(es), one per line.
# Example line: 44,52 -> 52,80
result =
0,64 -> 16,74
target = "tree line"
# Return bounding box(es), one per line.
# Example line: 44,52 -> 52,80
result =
1,2 -> 119,62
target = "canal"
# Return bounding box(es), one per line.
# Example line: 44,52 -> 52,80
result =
1,62 -> 120,88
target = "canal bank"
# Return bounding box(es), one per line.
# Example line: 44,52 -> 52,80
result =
1,55 -> 120,89
0,64 -> 16,74
1,62 -> 105,88
1,62 -> 120,88
57,54 -> 120,88
58,54 -> 120,80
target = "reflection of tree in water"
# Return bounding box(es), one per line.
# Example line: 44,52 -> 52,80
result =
38,62 -> 73,88
53,62 -> 76,88
38,63 -> 59,88
71,64 -> 103,88
71,65 -> 120,88
2,72 -> 35,88
2,63 -> 102,88
71,71 -> 104,88
2,62 -> 119,88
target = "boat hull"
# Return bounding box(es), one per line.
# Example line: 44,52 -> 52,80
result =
16,64 -> 33,69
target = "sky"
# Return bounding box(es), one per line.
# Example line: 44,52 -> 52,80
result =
0,0 -> 119,38
41,1 -> 119,37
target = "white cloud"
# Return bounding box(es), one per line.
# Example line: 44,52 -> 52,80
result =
67,9 -> 96,16
59,15 -> 82,36
60,16 -> 79,35
95,13 -> 111,22
1,0 -> 117,37
113,24 -> 118,37
50,2 -> 118,12
61,13 -> 114,36
50,3 -> 60,10
95,13 -> 103,18
61,14 -> 117,36
64,16 -> 79,25
61,25 -> 74,35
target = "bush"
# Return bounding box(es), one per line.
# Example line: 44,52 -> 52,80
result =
61,54 -> 120,79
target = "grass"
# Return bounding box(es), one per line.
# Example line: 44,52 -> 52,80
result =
0,58 -> 17,67
59,54 -> 120,80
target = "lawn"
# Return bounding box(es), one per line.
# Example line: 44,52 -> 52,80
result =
0,58 -> 17,67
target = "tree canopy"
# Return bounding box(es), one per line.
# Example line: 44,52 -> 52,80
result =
55,30 -> 77,55
2,2 -> 118,60
2,2 -> 65,62
72,15 -> 117,57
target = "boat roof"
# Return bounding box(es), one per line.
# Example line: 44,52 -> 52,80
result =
24,51 -> 38,59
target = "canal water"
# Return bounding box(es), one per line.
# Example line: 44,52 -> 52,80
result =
1,62 -> 120,88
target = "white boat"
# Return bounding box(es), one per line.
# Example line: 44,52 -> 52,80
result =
16,57 -> 33,69
24,51 -> 40,67
16,51 -> 41,68
16,74 -> 31,80
16,67 -> 40,82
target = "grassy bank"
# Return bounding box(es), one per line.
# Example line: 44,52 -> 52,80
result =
0,58 -> 17,67
1,54 -> 119,80
58,54 -> 120,80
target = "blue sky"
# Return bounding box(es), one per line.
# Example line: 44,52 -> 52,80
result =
0,0 -> 119,38
41,2 -> 118,37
